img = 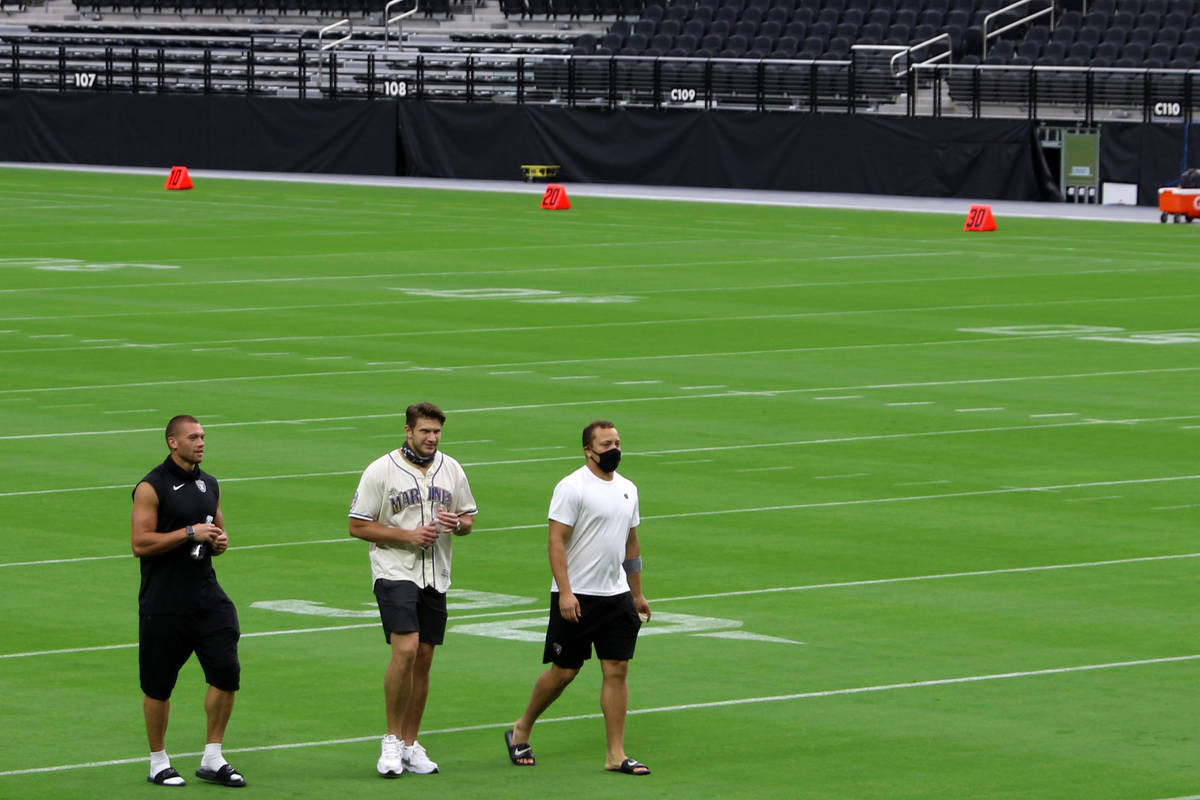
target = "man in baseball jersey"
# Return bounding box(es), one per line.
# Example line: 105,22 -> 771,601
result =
505,420 -> 651,776
348,402 -> 477,778
131,414 -> 246,788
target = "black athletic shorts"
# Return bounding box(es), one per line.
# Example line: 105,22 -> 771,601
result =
543,591 -> 642,669
374,579 -> 448,645
139,599 -> 241,700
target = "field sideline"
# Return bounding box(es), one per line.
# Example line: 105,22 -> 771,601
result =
0,165 -> 1196,799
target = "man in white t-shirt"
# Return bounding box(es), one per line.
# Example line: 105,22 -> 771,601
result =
348,402 -> 477,779
504,420 -> 651,776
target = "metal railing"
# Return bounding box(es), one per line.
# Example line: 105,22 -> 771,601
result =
1,44 -> 1197,125
384,0 -> 419,53
982,0 -> 1056,60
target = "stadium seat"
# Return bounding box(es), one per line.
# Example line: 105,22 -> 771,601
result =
749,34 -> 774,57
741,5 -> 764,26
765,5 -> 789,25
622,32 -> 648,52
1173,41 -> 1198,61
759,20 -> 782,40
893,8 -> 917,27
1101,26 -> 1128,47
912,23 -> 938,42
816,7 -> 839,26
856,22 -> 882,42
672,32 -> 699,53
708,19 -> 732,38
826,36 -> 851,57
572,32 -> 598,52
1094,40 -> 1119,60
1025,26 -> 1050,46
834,22 -> 859,41
1163,11 -> 1187,31
841,6 -> 864,27
1134,10 -> 1162,28
785,20 -> 809,40
770,35 -> 799,57
733,19 -> 758,39
1154,27 -> 1181,48
884,23 -> 910,44
721,33 -> 749,55
1129,26 -> 1154,46
712,5 -> 737,26
1067,40 -> 1094,59
1120,40 -> 1146,60
1040,40 -> 1066,63
1147,41 -> 1172,61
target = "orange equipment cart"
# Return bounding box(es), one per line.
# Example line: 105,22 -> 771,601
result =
1157,187 -> 1200,223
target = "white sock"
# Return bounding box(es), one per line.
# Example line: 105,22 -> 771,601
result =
149,749 -> 171,777
201,743 -> 228,771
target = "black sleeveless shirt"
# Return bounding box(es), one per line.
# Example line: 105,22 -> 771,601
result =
135,456 -> 230,614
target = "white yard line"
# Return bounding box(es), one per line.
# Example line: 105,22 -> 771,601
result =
3,552 -> 1197,652
2,651 -> 1196,777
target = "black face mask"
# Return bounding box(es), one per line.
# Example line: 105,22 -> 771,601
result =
401,441 -> 434,466
594,447 -> 621,473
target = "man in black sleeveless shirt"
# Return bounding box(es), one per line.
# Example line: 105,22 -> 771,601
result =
131,415 -> 246,788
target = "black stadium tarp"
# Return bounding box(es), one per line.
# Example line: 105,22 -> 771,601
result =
1099,122 -> 1200,206
397,101 -> 1060,201
0,92 -> 397,175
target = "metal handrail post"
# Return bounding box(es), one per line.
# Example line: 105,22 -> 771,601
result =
384,0 -> 419,52
982,0 -> 1053,60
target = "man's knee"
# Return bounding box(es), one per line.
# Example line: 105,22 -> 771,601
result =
549,664 -> 581,687
389,632 -> 420,665
600,659 -> 629,681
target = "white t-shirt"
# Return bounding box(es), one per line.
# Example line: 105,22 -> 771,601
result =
547,464 -> 640,597
348,449 -> 477,593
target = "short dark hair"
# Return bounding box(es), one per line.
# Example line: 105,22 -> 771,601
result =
165,414 -> 199,443
406,402 -> 446,428
582,420 -> 615,448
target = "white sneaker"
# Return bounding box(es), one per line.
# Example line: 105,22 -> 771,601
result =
377,734 -> 404,778
402,740 -> 439,774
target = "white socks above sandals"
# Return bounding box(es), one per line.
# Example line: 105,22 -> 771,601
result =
149,750 -> 184,786
200,743 -> 229,772
148,744 -> 228,786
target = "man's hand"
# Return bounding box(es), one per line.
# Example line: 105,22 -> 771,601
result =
558,591 -> 581,622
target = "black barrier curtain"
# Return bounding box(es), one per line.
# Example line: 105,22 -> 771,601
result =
0,92 -> 398,176
1100,122 -> 1200,207
398,101 -> 1059,202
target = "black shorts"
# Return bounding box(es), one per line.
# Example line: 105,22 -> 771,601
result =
374,579 -> 448,646
543,591 -> 642,670
139,600 -> 241,701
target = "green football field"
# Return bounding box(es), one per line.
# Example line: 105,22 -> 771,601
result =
0,166 -> 1197,799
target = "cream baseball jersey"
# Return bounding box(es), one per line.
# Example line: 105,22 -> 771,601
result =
349,449 -> 478,592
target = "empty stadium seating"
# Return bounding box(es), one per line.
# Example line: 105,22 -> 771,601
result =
580,0 -> 1199,67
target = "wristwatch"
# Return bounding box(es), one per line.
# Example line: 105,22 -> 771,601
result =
186,525 -> 195,540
